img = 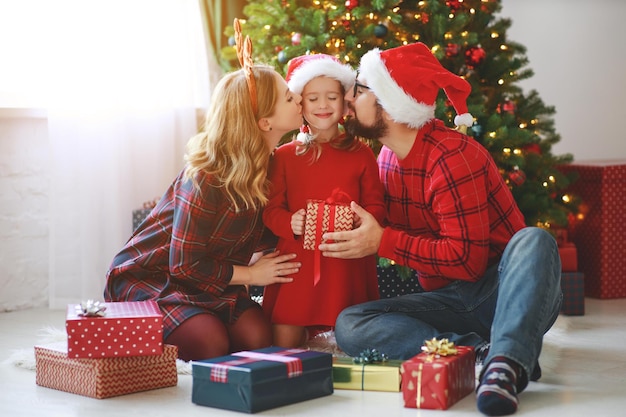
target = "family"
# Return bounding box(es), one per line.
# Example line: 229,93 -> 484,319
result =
103,20 -> 562,417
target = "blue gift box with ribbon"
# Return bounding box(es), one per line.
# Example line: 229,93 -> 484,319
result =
191,347 -> 333,413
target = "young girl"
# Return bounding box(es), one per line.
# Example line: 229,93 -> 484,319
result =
104,23 -> 303,361
261,54 -> 386,348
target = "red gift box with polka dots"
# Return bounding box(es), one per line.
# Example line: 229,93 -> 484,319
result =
66,301 -> 164,358
559,160 -> 626,298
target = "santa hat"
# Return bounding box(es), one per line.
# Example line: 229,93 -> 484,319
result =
358,42 -> 474,129
286,54 -> 355,95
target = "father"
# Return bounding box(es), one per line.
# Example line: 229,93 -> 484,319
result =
318,42 -> 562,416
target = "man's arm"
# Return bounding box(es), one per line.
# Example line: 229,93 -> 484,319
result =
319,201 -> 383,259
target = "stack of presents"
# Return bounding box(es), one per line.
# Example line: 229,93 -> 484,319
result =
558,160 -> 626,301
35,300 -> 178,399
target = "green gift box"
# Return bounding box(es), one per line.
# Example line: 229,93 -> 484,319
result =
332,357 -> 403,392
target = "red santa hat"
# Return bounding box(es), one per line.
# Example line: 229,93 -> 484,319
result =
358,42 -> 474,129
286,53 -> 355,95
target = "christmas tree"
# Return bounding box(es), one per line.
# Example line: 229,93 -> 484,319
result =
221,0 -> 582,276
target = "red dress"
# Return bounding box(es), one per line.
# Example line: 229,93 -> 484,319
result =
262,138 -> 386,327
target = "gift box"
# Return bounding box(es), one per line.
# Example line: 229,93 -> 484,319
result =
332,356 -> 403,392
560,272 -> 585,316
66,300 -> 163,358
133,198 -> 159,231
35,342 -> 177,399
401,341 -> 475,410
303,199 -> 353,250
559,242 -> 578,272
132,208 -> 152,231
559,161 -> 626,298
377,265 -> 422,298
192,347 -> 333,413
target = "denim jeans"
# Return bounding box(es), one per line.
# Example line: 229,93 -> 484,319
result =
335,227 -> 563,388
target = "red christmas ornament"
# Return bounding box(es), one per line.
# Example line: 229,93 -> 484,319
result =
508,168 -> 526,186
342,19 -> 351,29
446,0 -> 462,12
345,0 -> 359,10
421,12 -> 429,24
497,100 -> 516,114
445,43 -> 461,58
523,143 -> 542,155
291,32 -> 301,46
465,46 -> 486,68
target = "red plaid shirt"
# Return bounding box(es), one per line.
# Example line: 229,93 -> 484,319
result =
104,169 -> 274,336
378,120 -> 525,291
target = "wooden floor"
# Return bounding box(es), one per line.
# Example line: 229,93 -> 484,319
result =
1,298 -> 626,416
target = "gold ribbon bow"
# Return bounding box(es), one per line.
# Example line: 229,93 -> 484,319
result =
421,337 -> 458,357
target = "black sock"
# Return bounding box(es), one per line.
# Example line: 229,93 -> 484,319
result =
476,356 -> 520,416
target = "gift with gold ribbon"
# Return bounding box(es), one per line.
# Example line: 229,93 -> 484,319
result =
401,338 -> 475,410
332,349 -> 403,392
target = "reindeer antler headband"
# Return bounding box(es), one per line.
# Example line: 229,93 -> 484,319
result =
234,19 -> 258,116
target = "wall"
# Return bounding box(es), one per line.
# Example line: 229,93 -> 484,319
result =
0,110 -> 49,311
500,0 -> 626,161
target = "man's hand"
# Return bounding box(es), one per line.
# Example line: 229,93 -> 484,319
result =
318,201 -> 383,259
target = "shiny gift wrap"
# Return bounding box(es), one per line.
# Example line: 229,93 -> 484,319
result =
66,300 -> 163,358
401,339 -> 475,410
332,356 -> 403,392
192,347 -> 333,413
35,342 -> 178,399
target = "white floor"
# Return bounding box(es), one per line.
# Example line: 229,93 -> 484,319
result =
1,298 -> 625,417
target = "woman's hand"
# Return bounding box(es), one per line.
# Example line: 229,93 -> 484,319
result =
232,250 -> 300,286
291,208 -> 306,236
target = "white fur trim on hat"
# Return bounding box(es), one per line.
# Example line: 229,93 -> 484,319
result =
287,57 -> 356,95
359,48 -> 435,129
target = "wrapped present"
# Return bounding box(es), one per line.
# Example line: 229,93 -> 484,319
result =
35,342 -> 177,399
132,198 -> 159,231
303,198 -> 353,250
66,300 -> 163,358
132,208 -> 152,231
192,347 -> 333,413
377,265 -> 422,298
560,272 -> 585,316
559,242 -> 578,272
559,161 -> 626,298
401,339 -> 475,410
332,349 -> 403,392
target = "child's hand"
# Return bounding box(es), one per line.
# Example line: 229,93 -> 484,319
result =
291,208 -> 306,236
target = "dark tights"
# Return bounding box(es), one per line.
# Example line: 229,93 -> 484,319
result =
165,305 -> 272,361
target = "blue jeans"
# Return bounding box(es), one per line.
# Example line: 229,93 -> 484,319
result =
335,227 -> 562,388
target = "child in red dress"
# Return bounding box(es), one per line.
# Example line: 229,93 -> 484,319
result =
262,54 -> 386,348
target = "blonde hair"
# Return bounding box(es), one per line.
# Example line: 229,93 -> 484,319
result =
184,65 -> 279,211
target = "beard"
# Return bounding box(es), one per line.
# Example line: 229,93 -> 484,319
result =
343,104 -> 388,141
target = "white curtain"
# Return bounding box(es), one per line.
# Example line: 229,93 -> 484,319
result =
1,0 -> 218,308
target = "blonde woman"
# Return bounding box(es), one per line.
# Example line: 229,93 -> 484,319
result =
105,30 -> 304,361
